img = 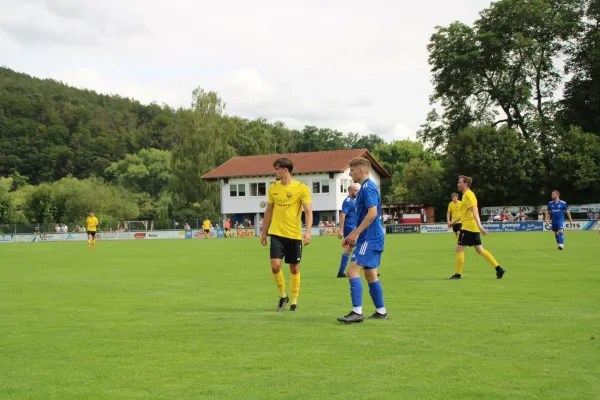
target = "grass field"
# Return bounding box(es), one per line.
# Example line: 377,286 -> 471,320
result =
1,232 -> 599,399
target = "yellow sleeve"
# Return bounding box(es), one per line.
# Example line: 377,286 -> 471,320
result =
447,202 -> 452,212
267,183 -> 275,204
464,193 -> 474,209
300,184 -> 311,204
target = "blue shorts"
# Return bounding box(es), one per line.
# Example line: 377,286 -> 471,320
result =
551,222 -> 564,232
351,241 -> 382,269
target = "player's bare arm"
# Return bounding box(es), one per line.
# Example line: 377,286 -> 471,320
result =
302,202 -> 313,246
446,210 -> 451,224
566,210 -> 573,224
545,209 -> 550,225
344,206 -> 376,247
471,206 -> 488,235
260,203 -> 274,246
338,212 -> 346,239
448,216 -> 461,228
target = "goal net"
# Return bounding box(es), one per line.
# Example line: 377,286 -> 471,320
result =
121,220 -> 154,232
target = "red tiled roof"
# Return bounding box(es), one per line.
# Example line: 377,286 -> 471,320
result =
202,149 -> 391,180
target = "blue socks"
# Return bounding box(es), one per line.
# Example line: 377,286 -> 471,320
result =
338,253 -> 350,276
349,277 -> 386,314
368,281 -> 385,309
558,232 -> 565,245
349,277 -> 363,309
349,277 -> 362,306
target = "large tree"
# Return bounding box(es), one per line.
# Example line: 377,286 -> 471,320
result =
171,88 -> 236,216
422,0 -> 583,150
560,0 -> 600,136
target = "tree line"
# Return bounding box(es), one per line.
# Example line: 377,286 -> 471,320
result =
1,0 -> 599,229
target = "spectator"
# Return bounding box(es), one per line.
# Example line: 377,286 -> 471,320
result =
519,211 -> 527,221
184,223 -> 191,230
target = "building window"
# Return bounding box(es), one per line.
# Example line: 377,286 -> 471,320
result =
230,184 -> 246,197
340,179 -> 352,193
313,180 -> 330,194
250,182 -> 267,196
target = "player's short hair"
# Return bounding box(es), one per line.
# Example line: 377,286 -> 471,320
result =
348,183 -> 360,192
459,175 -> 472,187
552,190 -> 560,196
348,157 -> 371,170
273,158 -> 294,173
451,192 -> 459,198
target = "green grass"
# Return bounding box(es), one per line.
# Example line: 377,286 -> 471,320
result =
1,232 -> 599,399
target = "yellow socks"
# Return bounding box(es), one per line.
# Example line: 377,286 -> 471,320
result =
480,249 -> 499,267
87,239 -> 91,246
92,239 -> 96,246
455,252 -> 464,275
273,270 -> 286,298
290,273 -> 300,305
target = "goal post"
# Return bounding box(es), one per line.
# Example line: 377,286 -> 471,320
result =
121,220 -> 153,231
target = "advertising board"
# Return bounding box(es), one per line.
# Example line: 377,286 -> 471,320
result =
387,224 -> 420,234
543,220 -> 598,231
421,224 -> 451,234
234,228 -> 255,238
481,222 -> 543,232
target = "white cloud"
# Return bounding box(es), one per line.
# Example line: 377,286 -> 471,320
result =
0,0 -> 493,142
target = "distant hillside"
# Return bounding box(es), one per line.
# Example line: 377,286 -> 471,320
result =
0,67 -> 180,185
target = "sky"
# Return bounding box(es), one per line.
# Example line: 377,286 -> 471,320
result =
0,0 -> 494,142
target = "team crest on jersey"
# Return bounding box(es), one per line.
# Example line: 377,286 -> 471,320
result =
286,192 -> 292,198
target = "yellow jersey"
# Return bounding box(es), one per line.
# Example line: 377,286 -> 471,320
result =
460,190 -> 479,232
447,200 -> 462,222
86,216 -> 98,232
202,220 -> 211,230
267,180 -> 312,240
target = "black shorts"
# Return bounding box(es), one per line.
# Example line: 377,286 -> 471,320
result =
453,223 -> 462,233
204,229 -> 210,233
87,231 -> 96,238
270,235 -> 302,264
457,229 -> 482,247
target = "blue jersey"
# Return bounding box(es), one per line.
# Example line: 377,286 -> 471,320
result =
340,196 -> 357,235
547,200 -> 568,223
355,178 -> 384,251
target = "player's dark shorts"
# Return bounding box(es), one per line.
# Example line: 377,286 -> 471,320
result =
270,234 -> 302,264
204,229 -> 210,233
457,229 -> 482,247
453,223 -> 462,233
86,231 -> 96,238
551,222 -> 564,232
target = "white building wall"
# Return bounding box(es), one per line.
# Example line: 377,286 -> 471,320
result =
220,169 -> 382,218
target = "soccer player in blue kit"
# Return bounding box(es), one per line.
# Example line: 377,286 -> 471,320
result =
336,182 -> 360,278
338,157 -> 387,323
545,190 -> 573,250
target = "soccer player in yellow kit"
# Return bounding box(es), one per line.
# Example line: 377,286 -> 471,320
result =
202,218 -> 211,239
447,176 -> 506,280
447,192 -> 462,240
260,158 -> 313,312
86,211 -> 99,248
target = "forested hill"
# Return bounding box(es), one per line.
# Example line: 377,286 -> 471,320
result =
0,67 -> 390,185
3,67 -> 430,227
